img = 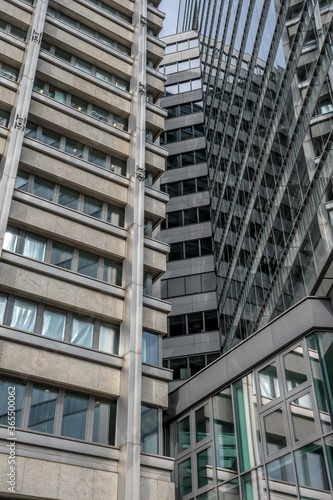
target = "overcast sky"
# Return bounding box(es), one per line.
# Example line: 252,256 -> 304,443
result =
160,0 -> 180,37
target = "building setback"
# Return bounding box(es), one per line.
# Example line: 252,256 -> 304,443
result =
156,31 -> 220,391
177,0 -> 333,351
0,0 -> 175,498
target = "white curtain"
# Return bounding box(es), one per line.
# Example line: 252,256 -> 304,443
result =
99,323 -> 119,354
0,294 -> 7,324
71,317 -> 93,347
23,234 -> 46,261
3,227 -> 19,252
41,309 -> 66,340
10,299 -> 37,332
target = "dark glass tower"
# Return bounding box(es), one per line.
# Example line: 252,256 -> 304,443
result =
178,0 -> 333,352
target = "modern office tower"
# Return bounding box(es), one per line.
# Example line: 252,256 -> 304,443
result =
165,296 -> 333,499
0,0 -> 175,498
156,31 -> 220,390
177,0 -> 333,353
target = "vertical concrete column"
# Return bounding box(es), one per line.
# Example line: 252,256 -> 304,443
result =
118,0 -> 147,498
0,0 -> 48,256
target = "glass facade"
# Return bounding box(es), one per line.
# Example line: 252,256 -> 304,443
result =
176,0 -> 333,352
167,330 -> 333,499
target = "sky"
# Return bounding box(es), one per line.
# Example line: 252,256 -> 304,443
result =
159,0 -> 180,37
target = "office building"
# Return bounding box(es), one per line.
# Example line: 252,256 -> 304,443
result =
165,296 -> 333,499
177,0 -> 333,352
156,31 -> 220,390
0,0 -> 175,498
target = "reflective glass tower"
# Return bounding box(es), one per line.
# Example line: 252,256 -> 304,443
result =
177,0 -> 333,352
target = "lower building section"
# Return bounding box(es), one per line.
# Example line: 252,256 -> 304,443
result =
165,297 -> 333,499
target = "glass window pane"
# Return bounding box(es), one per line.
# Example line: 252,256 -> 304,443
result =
168,211 -> 182,228
189,355 -> 205,376
191,79 -> 202,90
107,205 -> 125,227
169,315 -> 186,336
10,298 -> 37,332
88,148 -> 106,168
284,345 -> 307,391
80,24 -> 95,37
169,243 -> 183,262
314,332 -> 333,420
70,95 -> 88,113
75,58 -> 92,73
194,124 -> 205,138
197,448 -> 213,488
41,308 -> 66,340
179,81 -> 191,93
179,103 -> 192,116
195,149 -> 206,163
78,250 -> 99,279
142,330 -> 159,366
167,154 -> 180,169
167,181 -> 182,197
15,169 -> 30,191
54,47 -> 72,62
185,240 -> 200,259
92,105 -> 108,122
83,196 -> 103,218
307,334 -> 332,433
115,77 -> 129,91
23,233 -> 47,261
141,405 -> 158,454
65,138 -> 84,158
165,63 -> 178,74
99,323 -> 119,355
184,208 -> 198,225
51,242 -> 74,270
182,179 -> 196,194
48,85 -> 67,104
199,206 -> 210,222
179,458 -> 192,497
178,41 -> 188,50
267,454 -> 297,500
196,405 -> 210,442
170,358 -> 188,380
204,311 -> 218,332
71,316 -> 94,347
0,376 -> 26,427
185,275 -> 202,294
218,479 -> 240,499
0,293 -> 7,324
264,408 -> 287,455
234,374 -> 262,472
181,126 -> 193,141
110,157 -> 126,176
3,226 -> 19,252
1,63 -> 19,81
58,186 -> 79,210
0,108 -> 9,127
241,468 -> 265,500
96,68 -> 111,83
197,176 -> 208,191
259,362 -> 280,405
181,152 -> 195,166
166,130 -> 179,143
112,115 -> 128,131
201,237 -> 213,256
62,393 -> 88,440
93,399 -> 116,445
98,32 -> 113,46
32,176 -> 55,201
103,258 -> 122,286
290,392 -> 316,442
177,416 -> 190,453
213,387 -> 237,482
295,442 -> 330,493
28,386 -> 58,433
24,121 -> 38,139
187,312 -> 203,333
41,128 -> 61,149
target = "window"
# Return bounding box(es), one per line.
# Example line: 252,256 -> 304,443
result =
0,108 -> 10,127
15,170 -> 126,227
162,273 -> 216,299
160,57 -> 200,75
166,149 -> 206,169
0,62 -> 19,81
161,125 -> 205,145
71,316 -> 94,348
24,122 -> 127,176
28,386 -> 58,433
168,311 -> 218,337
141,405 -> 159,454
0,19 -> 26,40
162,206 -> 210,229
10,298 -> 37,333
93,399 -> 117,445
0,376 -> 26,427
142,330 -> 159,366
165,79 -> 202,96
41,308 -> 66,340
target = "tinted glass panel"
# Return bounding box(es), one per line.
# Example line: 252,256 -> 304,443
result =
196,405 -> 210,442
178,416 -> 190,453
41,308 -> 66,340
264,408 -> 287,455
58,186 -> 79,210
141,405 -> 158,454
32,176 -> 55,201
93,400 -> 116,445
28,386 -> 58,433
51,242 -> 74,270
169,315 -> 186,336
62,393 -> 88,440
0,377 -> 25,427
142,330 -> 159,366
78,250 -> 99,279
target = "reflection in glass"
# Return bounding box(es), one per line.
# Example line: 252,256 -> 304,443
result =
51,242 -> 74,270
259,362 -> 280,405
0,377 -> 25,427
197,490 -> 217,500
316,332 -> 333,426
142,330 -> 158,366
179,458 -> 192,497
241,468 -> 265,500
264,408 -> 287,455
267,454 -> 297,500
213,388 -> 237,483
307,335 -> 332,433
218,478 -> 240,499
234,374 -> 262,472
290,393 -> 316,442
32,176 -> 55,201
61,393 -> 88,440
284,346 -> 307,391
93,399 -> 116,445
295,442 -> 330,494
196,405 -> 210,442
141,405 -> 158,454
28,386 -> 58,433
324,435 -> 333,484
0,293 -> 7,324
177,416 -> 190,453
197,448 -> 213,488
78,250 -> 99,279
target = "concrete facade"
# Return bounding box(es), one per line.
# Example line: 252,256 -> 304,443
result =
0,0 -> 174,498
